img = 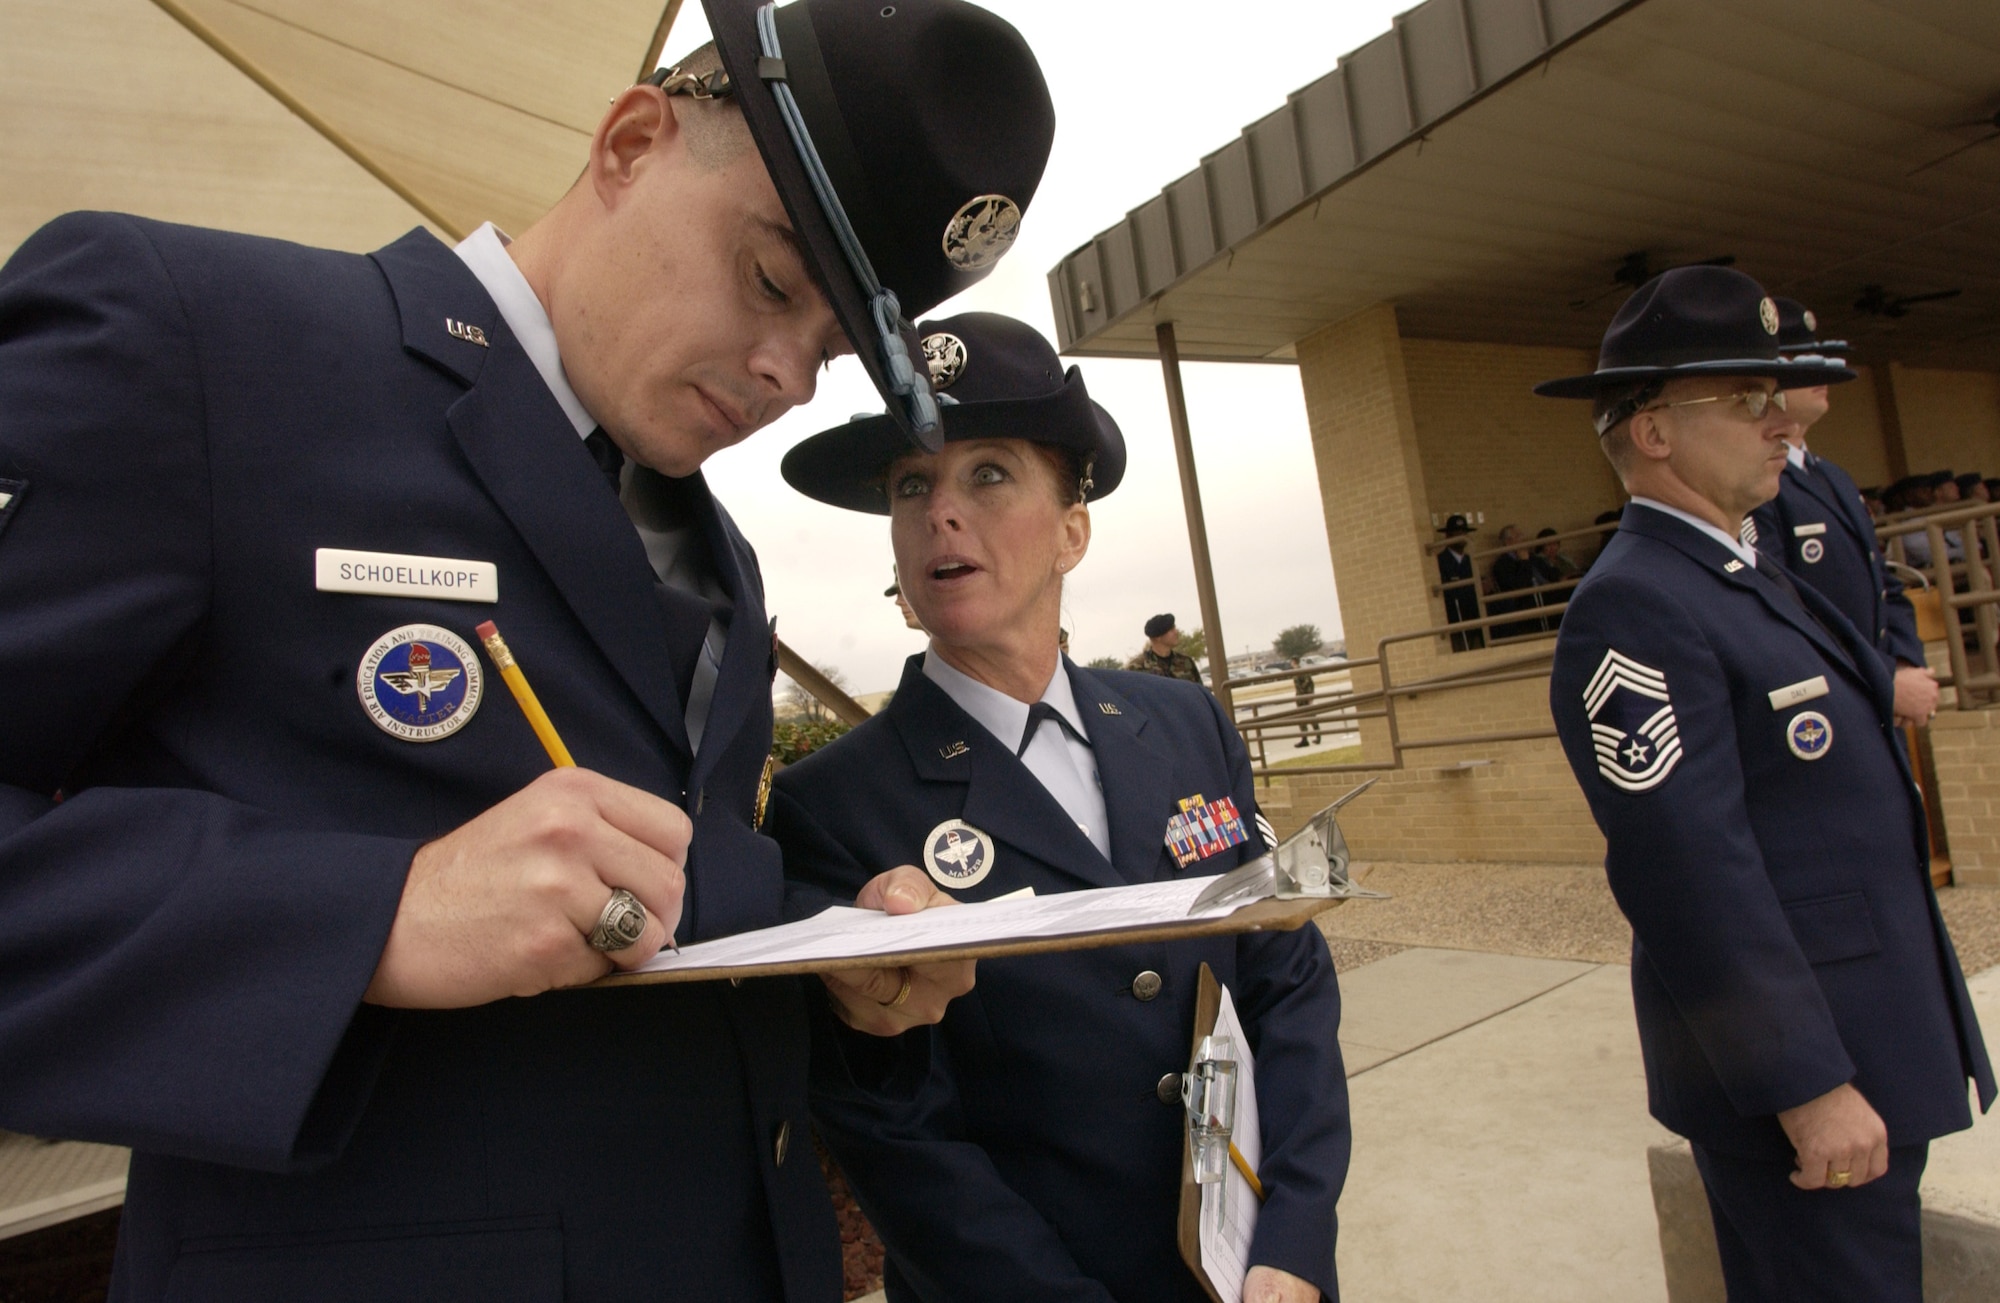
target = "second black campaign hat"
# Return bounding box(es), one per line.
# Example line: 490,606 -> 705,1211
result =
781,312 -> 1127,514
1772,297 -> 1850,358
673,0 -> 1056,449
1535,266 -> 1853,432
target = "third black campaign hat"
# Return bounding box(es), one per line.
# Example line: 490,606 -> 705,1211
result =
1772,297 -> 1851,358
1535,266 -> 1853,431
669,0 -> 1056,449
781,312 -> 1127,514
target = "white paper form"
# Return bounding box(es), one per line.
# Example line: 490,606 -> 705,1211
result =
633,876 -> 1235,976
1200,985 -> 1261,1303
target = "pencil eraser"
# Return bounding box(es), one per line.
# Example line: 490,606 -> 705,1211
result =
475,620 -> 498,639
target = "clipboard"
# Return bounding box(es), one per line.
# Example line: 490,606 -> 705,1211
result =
595,894 -> 1342,987
1177,962 -> 1229,1303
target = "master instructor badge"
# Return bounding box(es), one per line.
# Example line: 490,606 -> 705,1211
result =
358,624 -> 483,742
923,819 -> 995,890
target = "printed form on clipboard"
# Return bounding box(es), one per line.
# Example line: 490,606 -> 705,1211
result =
1177,964 -> 1263,1303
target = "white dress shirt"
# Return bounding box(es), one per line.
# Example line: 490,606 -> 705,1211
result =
922,650 -> 1112,863
1631,496 -> 1760,569
452,223 -> 730,750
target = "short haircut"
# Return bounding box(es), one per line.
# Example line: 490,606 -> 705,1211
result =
666,42 -> 754,170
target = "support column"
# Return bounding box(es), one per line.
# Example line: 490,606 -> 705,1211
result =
1156,321 -> 1233,713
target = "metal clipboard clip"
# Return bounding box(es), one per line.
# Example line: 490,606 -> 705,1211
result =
1186,778 -> 1388,914
1182,1032 -> 1239,1230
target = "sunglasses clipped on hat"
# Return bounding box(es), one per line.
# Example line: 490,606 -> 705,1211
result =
781,312 -> 1128,514
663,0 -> 1055,450
1534,266 -> 1854,433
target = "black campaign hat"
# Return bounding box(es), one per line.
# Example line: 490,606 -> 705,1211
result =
1773,297 -> 1850,358
677,0 -> 1055,449
1438,513 -> 1471,535
781,312 -> 1127,514
1535,267 -> 1853,428
1145,614 -> 1176,639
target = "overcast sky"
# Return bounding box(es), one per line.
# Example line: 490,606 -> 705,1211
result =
667,1 -> 1410,693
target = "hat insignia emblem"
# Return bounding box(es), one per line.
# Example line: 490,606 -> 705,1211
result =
942,195 -> 1021,271
1802,309 -> 1817,332
921,332 -> 969,389
1758,297 -> 1780,336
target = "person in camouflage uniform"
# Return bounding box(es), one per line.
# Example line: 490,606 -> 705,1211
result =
1126,613 -> 1204,684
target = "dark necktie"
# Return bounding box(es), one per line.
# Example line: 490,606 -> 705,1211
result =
1756,559 -> 1847,653
1018,701 -> 1087,758
583,428 -> 625,495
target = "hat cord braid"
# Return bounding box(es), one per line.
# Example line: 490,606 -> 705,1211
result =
755,3 -> 939,433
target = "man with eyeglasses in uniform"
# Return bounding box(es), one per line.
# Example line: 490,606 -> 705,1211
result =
1743,299 -> 1939,731
0,0 -> 1055,1297
1539,266 -> 1991,1303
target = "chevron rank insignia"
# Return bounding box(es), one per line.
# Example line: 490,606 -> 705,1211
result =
1584,649 -> 1683,793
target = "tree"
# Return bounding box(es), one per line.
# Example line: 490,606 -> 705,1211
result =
780,662 -> 850,724
1086,655 -> 1123,670
1273,624 -> 1322,662
1180,627 -> 1207,665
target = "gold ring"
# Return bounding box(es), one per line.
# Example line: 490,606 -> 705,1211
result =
1828,1169 -> 1853,1189
879,968 -> 913,1009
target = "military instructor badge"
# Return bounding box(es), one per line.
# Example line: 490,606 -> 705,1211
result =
1584,649 -> 1683,793
923,819 -> 994,890
357,624 -> 483,742
1786,710 -> 1833,761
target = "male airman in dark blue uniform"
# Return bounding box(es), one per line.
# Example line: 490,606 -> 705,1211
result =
1744,299 -> 1940,728
1539,267 -> 1991,1302
0,2 -> 1056,1297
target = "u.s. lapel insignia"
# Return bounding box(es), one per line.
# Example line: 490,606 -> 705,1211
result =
444,318 -> 489,347
754,752 -> 776,828
357,624 -> 483,741
1786,710 -> 1833,761
1097,702 -> 1121,715
942,195 -> 1021,270
1723,560 -> 1746,574
1164,793 -> 1250,869
923,819 -> 994,889
1583,649 -> 1682,793
939,740 -> 970,760
1801,538 -> 1825,564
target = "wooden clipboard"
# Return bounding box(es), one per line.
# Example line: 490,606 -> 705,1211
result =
595,895 -> 1342,988
1177,961 -> 1228,1303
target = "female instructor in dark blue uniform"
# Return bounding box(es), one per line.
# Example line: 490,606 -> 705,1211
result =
769,313 -> 1349,1303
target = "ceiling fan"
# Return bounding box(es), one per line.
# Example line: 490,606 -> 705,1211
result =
1853,284 -> 1963,319
1568,250 -> 1736,310
1906,108 -> 2000,177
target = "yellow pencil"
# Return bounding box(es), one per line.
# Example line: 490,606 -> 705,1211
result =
1229,1142 -> 1266,1203
475,620 -> 575,768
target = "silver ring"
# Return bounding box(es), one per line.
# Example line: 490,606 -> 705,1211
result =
588,889 -> 647,952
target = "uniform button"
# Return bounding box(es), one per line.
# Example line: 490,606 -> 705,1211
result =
774,1119 -> 792,1167
1132,970 -> 1163,1001
1157,1072 -> 1183,1104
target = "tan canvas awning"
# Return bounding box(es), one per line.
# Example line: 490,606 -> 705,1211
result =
2,0 -> 679,260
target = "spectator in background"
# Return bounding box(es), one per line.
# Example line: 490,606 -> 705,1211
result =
1532,527 -> 1578,630
1291,656 -> 1323,748
1862,486 -> 1887,527
1436,513 -> 1484,651
1490,524 -> 1544,639
1954,472 -> 1985,503
886,572 -> 925,631
1127,613 -> 1204,684
1984,478 -> 2000,504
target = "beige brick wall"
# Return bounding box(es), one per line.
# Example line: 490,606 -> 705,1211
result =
1929,709 -> 2000,887
1894,365 -> 2000,482
1808,365 -> 1894,489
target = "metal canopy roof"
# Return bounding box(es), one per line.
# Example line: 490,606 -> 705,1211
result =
1046,0 -> 2000,372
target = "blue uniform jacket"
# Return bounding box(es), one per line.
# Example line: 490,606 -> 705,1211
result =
1747,453 -> 1924,669
0,214 -> 837,1300
769,657 -> 1349,1303
1551,504 -> 1991,1158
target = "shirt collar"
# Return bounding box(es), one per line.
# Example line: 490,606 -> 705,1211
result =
1787,441 -> 1808,471
452,223 -> 595,439
922,650 -> 1089,751
1630,496 -> 1759,568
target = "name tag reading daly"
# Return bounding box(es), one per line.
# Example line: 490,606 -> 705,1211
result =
315,548 -> 498,604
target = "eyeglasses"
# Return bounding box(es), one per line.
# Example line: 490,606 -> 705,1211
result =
1645,388 -> 1789,420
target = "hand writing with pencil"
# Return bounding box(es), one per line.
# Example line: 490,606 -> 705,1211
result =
363,768 -> 689,1008
821,866 -> 976,1036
